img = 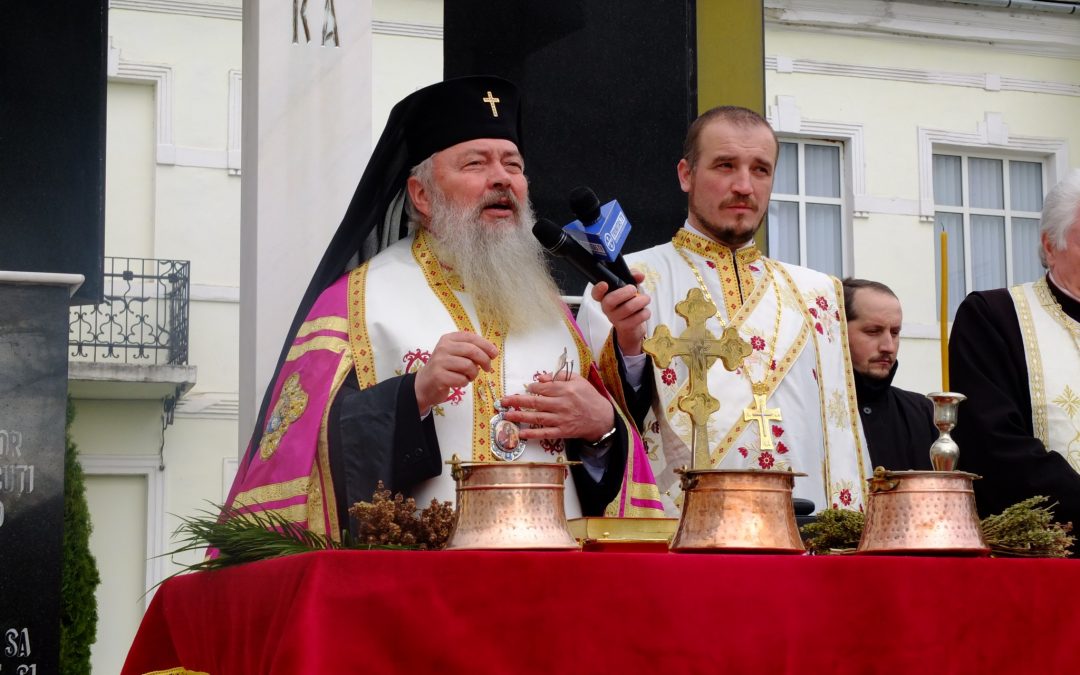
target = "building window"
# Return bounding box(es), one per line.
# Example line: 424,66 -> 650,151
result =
933,153 -> 1044,317
768,139 -> 846,278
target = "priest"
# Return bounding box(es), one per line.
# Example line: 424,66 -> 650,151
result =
224,76 -> 663,540
842,278 -> 936,471
577,106 -> 870,515
950,168 -> 1080,535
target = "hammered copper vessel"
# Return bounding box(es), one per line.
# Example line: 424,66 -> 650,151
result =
669,469 -> 806,553
444,461 -> 579,550
857,469 -> 989,555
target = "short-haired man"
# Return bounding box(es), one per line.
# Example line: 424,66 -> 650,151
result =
843,278 -> 936,471
577,106 -> 870,514
224,77 -> 662,538
950,168 -> 1080,534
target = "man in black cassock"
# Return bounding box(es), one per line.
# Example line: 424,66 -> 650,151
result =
223,77 -> 662,540
950,169 -> 1080,541
843,278 -> 936,471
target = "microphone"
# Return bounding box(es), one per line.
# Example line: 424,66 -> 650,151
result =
533,218 -> 627,290
566,186 -> 636,287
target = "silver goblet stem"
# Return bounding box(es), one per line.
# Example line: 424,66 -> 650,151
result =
926,391 -> 966,471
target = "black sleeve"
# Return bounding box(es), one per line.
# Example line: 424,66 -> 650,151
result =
564,414 -> 630,517
612,333 -> 655,432
327,371 -> 442,533
949,290 -> 1080,534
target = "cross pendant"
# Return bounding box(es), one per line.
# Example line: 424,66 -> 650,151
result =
743,392 -> 782,451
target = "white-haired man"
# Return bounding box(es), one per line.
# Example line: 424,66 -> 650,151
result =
950,168 -> 1080,543
224,77 -> 662,539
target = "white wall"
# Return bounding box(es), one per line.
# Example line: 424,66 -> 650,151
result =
105,82 -> 156,259
765,16 -> 1080,394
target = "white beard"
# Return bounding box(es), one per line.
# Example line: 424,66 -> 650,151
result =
421,188 -> 566,333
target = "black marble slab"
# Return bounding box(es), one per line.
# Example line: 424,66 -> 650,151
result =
0,283 -> 71,674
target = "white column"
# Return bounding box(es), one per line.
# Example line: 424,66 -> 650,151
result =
239,0 -> 374,454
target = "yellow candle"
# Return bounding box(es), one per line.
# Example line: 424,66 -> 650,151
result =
940,229 -> 949,391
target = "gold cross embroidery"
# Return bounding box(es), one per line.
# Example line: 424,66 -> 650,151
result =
643,288 -> 732,470
482,91 -> 500,117
743,387 -> 782,451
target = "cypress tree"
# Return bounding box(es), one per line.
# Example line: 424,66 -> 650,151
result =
60,398 -> 100,673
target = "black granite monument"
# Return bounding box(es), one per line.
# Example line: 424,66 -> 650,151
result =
0,1 -> 108,672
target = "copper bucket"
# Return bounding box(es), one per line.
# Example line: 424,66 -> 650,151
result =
857,470 -> 989,555
444,461 -> 579,550
670,469 -> 806,553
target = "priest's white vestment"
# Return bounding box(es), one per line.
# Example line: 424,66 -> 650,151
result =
577,227 -> 871,514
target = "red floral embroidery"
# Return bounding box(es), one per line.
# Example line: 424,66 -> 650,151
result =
776,441 -> 789,455
808,307 -> 818,318
816,296 -> 829,311
758,452 -> 775,469
661,368 -> 677,385
770,359 -> 777,371
444,387 -> 465,405
738,447 -> 749,458
833,310 -> 840,322
650,420 -> 661,434
815,323 -> 824,335
750,336 -> 766,351
401,349 -> 431,373
772,425 -> 784,438
706,261 -> 717,269
749,264 -> 760,272
839,488 -> 853,506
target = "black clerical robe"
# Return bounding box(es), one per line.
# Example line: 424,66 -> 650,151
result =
949,274 -> 1080,536
853,364 -> 936,472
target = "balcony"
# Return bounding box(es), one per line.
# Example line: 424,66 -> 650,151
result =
68,257 -> 197,402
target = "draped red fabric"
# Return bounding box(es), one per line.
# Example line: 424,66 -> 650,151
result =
123,550 -> 1080,675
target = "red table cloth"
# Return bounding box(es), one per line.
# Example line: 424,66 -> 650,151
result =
123,550 -> 1079,674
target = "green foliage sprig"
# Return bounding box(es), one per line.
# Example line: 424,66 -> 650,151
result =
981,496 -> 1074,558
171,505 -> 349,574
799,495 -> 1075,557
799,508 -> 865,554
169,482 -> 454,574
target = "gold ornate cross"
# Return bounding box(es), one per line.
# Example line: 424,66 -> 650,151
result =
482,91 -> 500,117
743,384 -> 782,450
642,288 -> 737,470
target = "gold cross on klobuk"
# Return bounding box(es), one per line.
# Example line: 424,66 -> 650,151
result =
642,287 -> 752,470
482,91 -> 500,117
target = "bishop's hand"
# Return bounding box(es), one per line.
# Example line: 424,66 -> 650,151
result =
590,270 -> 651,357
414,331 -> 499,416
500,373 -> 615,443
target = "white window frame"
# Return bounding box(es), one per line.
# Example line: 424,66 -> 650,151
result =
767,97 -> 861,277
770,137 -> 849,277
917,114 -> 1068,221
933,151 -> 1046,302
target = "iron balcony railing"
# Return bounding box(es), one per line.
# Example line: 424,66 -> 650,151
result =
69,257 -> 190,366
